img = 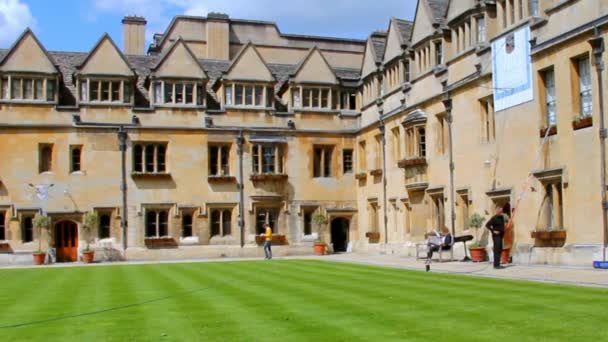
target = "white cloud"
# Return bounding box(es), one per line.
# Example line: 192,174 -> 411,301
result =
91,0 -> 413,47
0,0 -> 35,46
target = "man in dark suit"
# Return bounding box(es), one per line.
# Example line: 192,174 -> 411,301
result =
486,207 -> 507,269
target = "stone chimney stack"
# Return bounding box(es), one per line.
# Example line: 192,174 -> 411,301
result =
122,15 -> 147,55
206,13 -> 230,60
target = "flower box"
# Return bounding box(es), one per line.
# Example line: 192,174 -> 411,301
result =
369,168 -> 383,176
0,242 -> 13,254
397,157 -> 427,168
531,230 -> 566,247
255,234 -> 288,245
539,125 -> 557,138
365,231 -> 380,244
131,172 -> 171,179
207,175 -> 237,183
572,116 -> 593,130
249,174 -> 288,182
354,172 -> 367,180
145,237 -> 178,249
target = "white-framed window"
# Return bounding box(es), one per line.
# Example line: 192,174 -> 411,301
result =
477,16 -> 486,43
80,78 -> 131,103
342,149 -> 353,174
153,80 -> 204,106
224,83 -> 273,108
145,209 -> 169,238
0,76 -> 56,102
291,86 -> 337,110
252,144 -> 284,174
542,68 -> 557,127
133,143 -> 167,174
577,56 -> 592,117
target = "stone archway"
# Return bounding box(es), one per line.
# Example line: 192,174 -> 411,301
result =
55,220 -> 78,262
331,217 -> 349,253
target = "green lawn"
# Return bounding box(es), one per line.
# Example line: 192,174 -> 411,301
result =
0,260 -> 606,341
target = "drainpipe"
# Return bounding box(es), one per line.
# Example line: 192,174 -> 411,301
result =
117,126 -> 128,255
236,130 -> 245,248
442,96 -> 456,238
378,108 -> 389,245
589,28 -> 607,262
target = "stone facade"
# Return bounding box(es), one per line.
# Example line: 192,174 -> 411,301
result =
0,0 -> 607,265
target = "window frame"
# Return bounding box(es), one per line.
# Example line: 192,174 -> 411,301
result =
98,212 -> 112,239
132,142 -> 168,174
342,149 -> 353,174
145,209 -> 169,238
252,143 -> 284,175
80,77 -> 132,104
208,144 -> 231,176
224,82 -> 273,109
39,143 -> 53,173
210,208 -> 232,237
70,145 -> 83,173
0,75 -> 57,103
313,145 -> 334,178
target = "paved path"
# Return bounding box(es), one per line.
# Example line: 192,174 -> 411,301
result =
2,253 -> 608,288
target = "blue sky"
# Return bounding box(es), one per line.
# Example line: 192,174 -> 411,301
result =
0,0 -> 417,52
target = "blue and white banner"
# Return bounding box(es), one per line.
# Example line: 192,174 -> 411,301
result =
492,25 -> 534,112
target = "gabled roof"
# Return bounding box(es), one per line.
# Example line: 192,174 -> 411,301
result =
224,42 -> 275,82
152,38 -> 207,79
427,0 -> 450,25
77,33 -> 135,76
370,31 -> 388,63
0,28 -> 59,74
393,18 -> 414,44
291,46 -> 339,85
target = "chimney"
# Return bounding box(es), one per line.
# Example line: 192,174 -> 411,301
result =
206,12 -> 230,60
122,15 -> 147,55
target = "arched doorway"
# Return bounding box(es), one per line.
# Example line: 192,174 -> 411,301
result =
55,221 -> 78,262
331,218 -> 349,253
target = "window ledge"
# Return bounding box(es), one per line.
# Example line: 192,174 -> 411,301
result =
208,175 -> 237,183
131,172 -> 171,178
572,116 -> 593,130
250,174 -> 288,182
539,125 -> 558,138
144,237 -> 178,249
0,100 -> 56,105
293,108 -> 340,114
397,157 -> 427,168
433,65 -> 448,77
80,102 -> 132,107
153,104 -> 205,110
179,236 -> 200,245
70,171 -> 86,176
225,105 -> 274,111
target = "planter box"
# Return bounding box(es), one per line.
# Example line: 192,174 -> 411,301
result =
531,230 -> 566,247
0,242 -> 13,254
207,175 -> 237,183
369,168 -> 383,176
365,231 -> 380,244
313,243 -> 327,255
145,237 -> 178,249
131,172 -> 171,179
469,247 -> 488,262
250,174 -> 288,182
572,116 -> 593,130
33,252 -> 46,265
539,126 -> 557,138
255,235 -> 288,245
354,173 -> 367,180
397,157 -> 427,168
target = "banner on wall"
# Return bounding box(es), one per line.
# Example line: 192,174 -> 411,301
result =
492,25 -> 534,112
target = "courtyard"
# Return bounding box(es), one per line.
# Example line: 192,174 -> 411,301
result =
0,258 -> 607,341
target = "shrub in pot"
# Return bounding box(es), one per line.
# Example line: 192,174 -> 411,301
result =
32,214 -> 51,265
81,212 -> 98,263
467,213 -> 488,262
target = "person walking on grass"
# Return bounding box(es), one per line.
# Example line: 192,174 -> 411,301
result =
486,207 -> 507,269
261,223 -> 273,260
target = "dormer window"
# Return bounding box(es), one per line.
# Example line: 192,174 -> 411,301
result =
0,75 -> 57,102
79,78 -> 131,104
153,80 -> 204,106
224,82 -> 273,108
291,86 -> 338,110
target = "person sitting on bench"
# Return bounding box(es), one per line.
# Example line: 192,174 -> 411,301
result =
425,227 -> 452,263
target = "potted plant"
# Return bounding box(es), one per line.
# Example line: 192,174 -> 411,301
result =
313,239 -> 327,255
81,212 -> 98,263
32,214 -> 51,265
312,212 -> 328,255
467,213 -> 488,262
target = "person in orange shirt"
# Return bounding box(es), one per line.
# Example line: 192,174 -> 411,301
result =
261,223 -> 272,260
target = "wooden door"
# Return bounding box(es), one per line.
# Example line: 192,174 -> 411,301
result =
55,221 -> 78,262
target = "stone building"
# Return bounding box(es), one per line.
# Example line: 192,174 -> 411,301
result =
0,0 -> 607,265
